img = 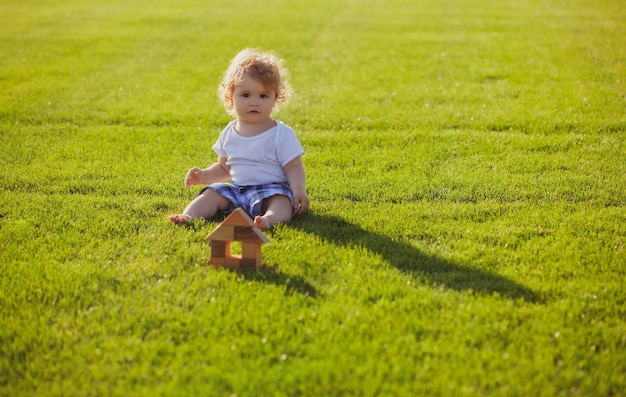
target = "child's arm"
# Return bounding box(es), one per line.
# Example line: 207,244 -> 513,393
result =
185,156 -> 230,188
283,156 -> 309,214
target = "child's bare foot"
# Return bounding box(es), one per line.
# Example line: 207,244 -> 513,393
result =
169,214 -> 192,224
254,216 -> 271,230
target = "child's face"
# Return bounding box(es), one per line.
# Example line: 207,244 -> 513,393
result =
231,72 -> 276,124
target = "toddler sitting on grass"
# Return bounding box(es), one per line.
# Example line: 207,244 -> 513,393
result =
169,49 -> 309,229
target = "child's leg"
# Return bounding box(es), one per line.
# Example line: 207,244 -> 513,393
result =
254,195 -> 293,230
170,189 -> 231,223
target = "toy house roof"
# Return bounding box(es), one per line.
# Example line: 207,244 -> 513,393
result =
206,208 -> 270,243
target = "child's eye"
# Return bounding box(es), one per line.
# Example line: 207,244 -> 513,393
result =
260,94 -> 269,99
242,93 -> 250,97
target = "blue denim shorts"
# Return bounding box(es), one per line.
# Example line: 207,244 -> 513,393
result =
200,182 -> 296,218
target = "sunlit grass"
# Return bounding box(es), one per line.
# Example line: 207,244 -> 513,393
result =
1,0 -> 625,395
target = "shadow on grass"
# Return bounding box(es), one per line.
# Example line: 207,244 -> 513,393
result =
288,212 -> 543,303
180,217 -> 318,297
238,266 -> 318,298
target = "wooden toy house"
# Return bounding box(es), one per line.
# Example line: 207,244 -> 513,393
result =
205,208 -> 269,270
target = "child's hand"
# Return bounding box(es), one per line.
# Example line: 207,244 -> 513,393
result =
185,167 -> 203,189
292,189 -> 310,215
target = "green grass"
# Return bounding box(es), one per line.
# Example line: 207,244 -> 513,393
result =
1,0 -> 625,395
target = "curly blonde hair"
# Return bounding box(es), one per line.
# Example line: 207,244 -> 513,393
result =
217,48 -> 292,116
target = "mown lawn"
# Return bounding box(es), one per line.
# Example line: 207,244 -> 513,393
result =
1,0 -> 625,395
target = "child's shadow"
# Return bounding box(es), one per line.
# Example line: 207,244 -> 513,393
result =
288,212 -> 542,303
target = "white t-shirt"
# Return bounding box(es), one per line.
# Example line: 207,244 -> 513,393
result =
212,120 -> 305,186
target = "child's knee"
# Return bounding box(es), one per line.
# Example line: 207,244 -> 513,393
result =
200,189 -> 231,210
264,194 -> 288,205
262,195 -> 292,213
